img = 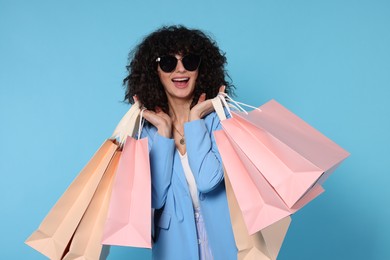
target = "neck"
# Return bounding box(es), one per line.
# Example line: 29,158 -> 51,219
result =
167,97 -> 191,125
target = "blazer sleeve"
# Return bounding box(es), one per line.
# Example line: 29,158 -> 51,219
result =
184,112 -> 224,193
141,124 -> 175,209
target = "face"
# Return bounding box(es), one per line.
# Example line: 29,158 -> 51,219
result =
157,54 -> 199,103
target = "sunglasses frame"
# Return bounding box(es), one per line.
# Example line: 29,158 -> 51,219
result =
156,54 -> 201,73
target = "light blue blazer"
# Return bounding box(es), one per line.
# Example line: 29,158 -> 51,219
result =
141,111 -> 237,260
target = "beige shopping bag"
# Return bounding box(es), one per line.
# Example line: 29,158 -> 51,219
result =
62,151 -> 121,260
25,102 -> 142,259
25,140 -> 119,259
224,170 -> 291,260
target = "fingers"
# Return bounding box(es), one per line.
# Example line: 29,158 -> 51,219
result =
142,110 -> 156,124
143,109 -> 171,127
143,110 -> 161,124
190,98 -> 214,121
197,93 -> 206,104
143,108 -> 172,138
153,107 -> 170,121
197,85 -> 225,105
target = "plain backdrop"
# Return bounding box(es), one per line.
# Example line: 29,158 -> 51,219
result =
1,0 -> 389,259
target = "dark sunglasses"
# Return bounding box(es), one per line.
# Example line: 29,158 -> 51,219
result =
156,54 -> 201,73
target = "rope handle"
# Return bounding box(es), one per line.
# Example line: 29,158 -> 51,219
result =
222,93 -> 262,112
137,108 -> 146,140
212,92 -> 262,121
219,93 -> 255,114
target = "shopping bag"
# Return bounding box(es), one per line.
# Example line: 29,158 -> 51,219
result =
213,94 -> 349,208
25,140 -> 118,259
214,129 -> 292,233
232,99 -> 350,191
102,114 -> 151,248
62,151 -> 121,260
213,99 -> 324,233
224,162 -> 291,260
222,114 -> 324,209
25,102 -> 143,259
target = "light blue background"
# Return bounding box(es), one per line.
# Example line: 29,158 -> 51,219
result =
1,0 -> 389,259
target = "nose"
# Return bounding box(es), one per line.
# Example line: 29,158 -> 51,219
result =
175,58 -> 186,72
174,54 -> 186,72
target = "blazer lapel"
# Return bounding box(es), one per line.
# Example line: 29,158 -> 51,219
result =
173,150 -> 191,196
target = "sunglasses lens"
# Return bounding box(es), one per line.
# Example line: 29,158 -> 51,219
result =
157,54 -> 201,72
159,56 -> 177,72
182,54 -> 201,71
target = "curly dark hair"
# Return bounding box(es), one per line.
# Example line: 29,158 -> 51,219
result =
123,25 -> 234,112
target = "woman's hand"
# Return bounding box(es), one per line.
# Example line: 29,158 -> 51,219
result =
189,86 -> 225,121
134,96 -> 172,138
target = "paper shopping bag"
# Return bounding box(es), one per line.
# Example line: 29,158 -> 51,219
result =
229,99 -> 350,207
213,95 -> 349,209
25,102 -> 143,259
224,163 -> 291,260
260,216 -> 291,260
102,135 -> 151,248
62,151 -> 121,260
25,140 -> 119,260
221,115 -> 324,208
215,129 -> 324,233
214,130 -> 292,233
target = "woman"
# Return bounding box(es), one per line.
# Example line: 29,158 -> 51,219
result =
124,25 -> 237,260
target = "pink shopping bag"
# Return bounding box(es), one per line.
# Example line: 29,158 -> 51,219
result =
222,114 -> 324,208
212,95 -> 349,209
224,163 -> 292,260
215,129 -> 324,233
102,135 -> 151,248
25,101 -> 145,259
215,130 -> 292,233
229,99 -> 350,207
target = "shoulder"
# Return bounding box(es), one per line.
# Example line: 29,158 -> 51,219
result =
139,121 -> 158,140
203,111 -> 222,132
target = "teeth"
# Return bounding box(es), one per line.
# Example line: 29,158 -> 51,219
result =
172,78 -> 189,82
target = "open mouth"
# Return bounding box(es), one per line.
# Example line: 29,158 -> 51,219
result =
172,77 -> 190,88
172,77 -> 190,83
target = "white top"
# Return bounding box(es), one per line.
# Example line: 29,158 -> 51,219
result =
178,151 -> 200,208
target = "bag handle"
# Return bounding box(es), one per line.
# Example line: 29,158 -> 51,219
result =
223,93 -> 262,112
211,92 -> 246,121
110,101 -> 143,146
137,108 -> 146,140
212,95 -> 228,121
219,93 -> 246,114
